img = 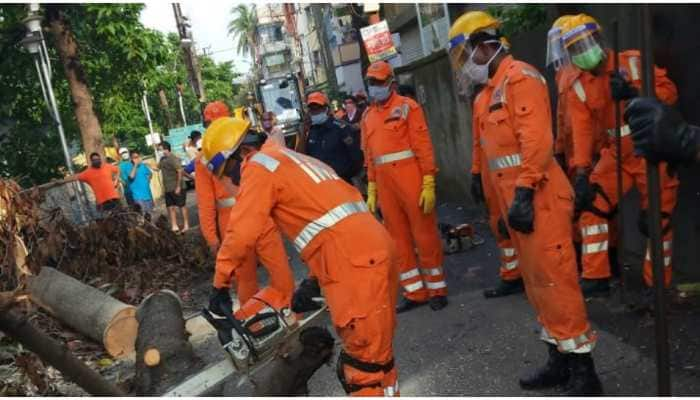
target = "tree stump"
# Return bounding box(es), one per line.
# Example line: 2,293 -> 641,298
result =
27,267 -> 138,358
134,290 -> 203,395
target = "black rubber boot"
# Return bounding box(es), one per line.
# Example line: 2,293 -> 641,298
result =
396,297 -> 427,314
580,278 -> 611,298
519,343 -> 571,390
564,353 -> 603,395
483,278 -> 524,298
429,295 -> 448,311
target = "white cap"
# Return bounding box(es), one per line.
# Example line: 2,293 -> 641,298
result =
118,147 -> 129,155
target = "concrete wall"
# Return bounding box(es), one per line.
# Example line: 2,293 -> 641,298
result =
395,51 -> 472,203
395,5 -> 700,280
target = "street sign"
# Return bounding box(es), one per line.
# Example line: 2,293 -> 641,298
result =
145,133 -> 162,146
360,20 -> 397,63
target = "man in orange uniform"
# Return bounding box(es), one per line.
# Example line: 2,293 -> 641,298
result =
561,15 -> 679,297
448,11 -> 602,394
361,61 -> 448,313
196,101 -> 293,304
470,89 -> 523,298
205,116 -> 400,396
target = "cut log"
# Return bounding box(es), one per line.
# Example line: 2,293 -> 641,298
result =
134,290 -> 203,395
27,267 -> 138,358
0,307 -> 125,395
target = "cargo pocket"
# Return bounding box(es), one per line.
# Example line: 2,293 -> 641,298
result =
486,109 -> 515,148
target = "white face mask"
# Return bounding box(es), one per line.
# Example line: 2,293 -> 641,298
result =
120,153 -> 129,161
462,42 -> 503,85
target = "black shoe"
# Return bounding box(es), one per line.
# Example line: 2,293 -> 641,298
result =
396,297 -> 427,314
519,343 -> 571,390
483,278 -> 524,298
429,296 -> 448,311
564,353 -> 603,395
580,278 -> 611,298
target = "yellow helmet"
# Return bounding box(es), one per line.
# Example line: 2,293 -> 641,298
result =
201,117 -> 252,176
552,15 -> 573,30
546,15 -> 575,69
448,11 -> 500,43
561,14 -> 602,49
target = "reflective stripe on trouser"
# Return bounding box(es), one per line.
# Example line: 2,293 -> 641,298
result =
482,162 -> 521,282
643,234 -> 673,288
497,166 -> 593,353
540,327 -> 596,354
376,160 -> 446,302
303,219 -> 399,397
580,148 -> 678,280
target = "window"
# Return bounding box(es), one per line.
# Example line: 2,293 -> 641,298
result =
258,24 -> 283,44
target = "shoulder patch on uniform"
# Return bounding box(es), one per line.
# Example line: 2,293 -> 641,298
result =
250,152 -> 279,172
573,79 -> 587,102
521,67 -> 547,85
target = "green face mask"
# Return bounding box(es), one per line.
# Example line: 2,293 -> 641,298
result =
572,45 -> 604,71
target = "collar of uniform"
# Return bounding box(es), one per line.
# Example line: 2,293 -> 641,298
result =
488,55 -> 515,88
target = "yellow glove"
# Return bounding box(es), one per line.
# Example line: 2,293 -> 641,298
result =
418,175 -> 436,214
366,181 -> 377,213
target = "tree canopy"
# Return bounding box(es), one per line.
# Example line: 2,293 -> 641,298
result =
0,4 -> 241,187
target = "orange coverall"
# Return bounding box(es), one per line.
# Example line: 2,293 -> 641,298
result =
474,55 -> 595,352
195,157 -> 294,304
472,95 -> 520,282
361,92 -> 447,302
214,142 -> 399,396
567,50 -> 679,287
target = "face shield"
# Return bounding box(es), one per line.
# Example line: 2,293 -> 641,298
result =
448,32 -> 503,100
563,23 -> 605,71
545,27 -> 569,71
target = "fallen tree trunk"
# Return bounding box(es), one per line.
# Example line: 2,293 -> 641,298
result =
27,267 -> 138,358
0,307 -> 125,395
134,290 -> 203,395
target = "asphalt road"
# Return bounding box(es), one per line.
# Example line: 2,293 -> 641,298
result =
180,194 -> 700,396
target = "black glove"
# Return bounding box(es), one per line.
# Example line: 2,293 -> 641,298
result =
208,286 -> 233,318
497,217 -> 510,239
625,97 -> 700,165
573,173 -> 594,213
471,173 -> 485,204
554,153 -> 567,172
507,187 -> 535,234
291,278 -> 322,313
638,209 -> 649,237
610,71 -> 639,101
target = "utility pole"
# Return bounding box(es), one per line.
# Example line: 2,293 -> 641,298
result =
311,3 -> 338,91
172,3 -> 206,118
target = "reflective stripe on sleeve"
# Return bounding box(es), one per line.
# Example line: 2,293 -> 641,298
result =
294,201 -> 368,252
216,197 -> 236,209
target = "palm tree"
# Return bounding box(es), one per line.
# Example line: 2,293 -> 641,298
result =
228,4 -> 258,60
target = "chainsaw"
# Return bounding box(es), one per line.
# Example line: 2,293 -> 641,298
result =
201,287 -> 328,376
439,222 -> 485,254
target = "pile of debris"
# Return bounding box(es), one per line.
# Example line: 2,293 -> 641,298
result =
1,178 -> 211,304
0,178 -> 213,395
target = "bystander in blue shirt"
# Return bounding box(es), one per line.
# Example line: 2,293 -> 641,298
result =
128,162 -> 153,213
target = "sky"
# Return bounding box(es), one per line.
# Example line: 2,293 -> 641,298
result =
139,1 -> 253,75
